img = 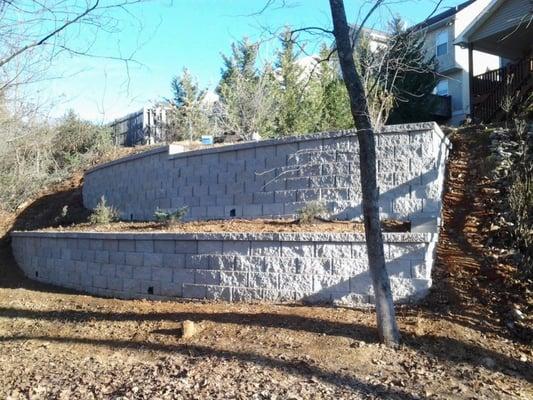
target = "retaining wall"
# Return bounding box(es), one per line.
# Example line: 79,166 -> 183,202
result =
11,231 -> 437,305
83,122 -> 450,223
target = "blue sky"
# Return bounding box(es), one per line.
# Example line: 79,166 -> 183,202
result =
37,0 -> 466,122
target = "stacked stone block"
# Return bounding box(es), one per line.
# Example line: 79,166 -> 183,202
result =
11,231 -> 436,305
83,122 -> 450,223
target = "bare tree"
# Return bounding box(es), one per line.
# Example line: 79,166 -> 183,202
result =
0,0 -> 145,95
328,0 -> 399,346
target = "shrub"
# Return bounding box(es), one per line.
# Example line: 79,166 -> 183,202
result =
154,207 -> 188,226
52,110 -> 113,170
297,201 -> 328,224
89,196 -> 119,225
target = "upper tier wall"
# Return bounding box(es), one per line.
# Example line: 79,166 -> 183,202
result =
83,122 -> 450,222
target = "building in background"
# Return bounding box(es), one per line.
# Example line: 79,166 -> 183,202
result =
413,0 -> 502,125
109,106 -> 170,146
455,0 -> 533,122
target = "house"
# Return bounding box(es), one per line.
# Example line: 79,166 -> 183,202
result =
110,106 -> 169,146
455,0 -> 533,122
413,0 -> 503,125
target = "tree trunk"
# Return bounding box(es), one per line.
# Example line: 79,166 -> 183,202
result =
328,0 -> 400,346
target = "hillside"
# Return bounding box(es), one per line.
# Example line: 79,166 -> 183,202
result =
0,126 -> 531,399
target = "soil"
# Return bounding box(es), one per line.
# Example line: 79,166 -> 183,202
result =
35,218 -> 409,234
0,127 -> 531,399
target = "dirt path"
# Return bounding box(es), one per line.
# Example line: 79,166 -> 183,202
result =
0,128 -> 531,399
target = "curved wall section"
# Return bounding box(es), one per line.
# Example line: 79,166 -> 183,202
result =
83,122 -> 450,223
11,231 -> 437,305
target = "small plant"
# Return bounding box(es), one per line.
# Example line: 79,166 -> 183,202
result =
54,205 -> 70,225
297,201 -> 328,224
89,196 -> 119,225
60,205 -> 69,219
154,206 -> 188,226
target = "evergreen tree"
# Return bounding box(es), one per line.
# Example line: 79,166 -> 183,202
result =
385,17 -> 437,124
218,37 -> 259,94
217,39 -> 277,138
315,44 -> 353,131
168,69 -> 211,140
273,28 -> 308,135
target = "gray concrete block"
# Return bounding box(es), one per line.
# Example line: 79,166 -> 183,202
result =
125,252 -> 143,266
235,256 -> 265,272
94,250 -> 109,264
163,253 -> 186,268
210,255 -> 235,270
198,240 -> 223,254
205,285 -> 231,301
280,274 -> 313,293
175,240 -> 197,254
144,253 -> 163,267
223,240 -> 249,255
182,283 -> 207,299
133,266 -> 151,280
154,240 -> 175,254
251,241 -> 281,257
195,269 -> 220,285
281,242 -> 314,258
118,240 -> 135,252
186,254 -> 211,269
249,272 -> 278,289
232,287 -> 262,302
109,251 -> 125,265
136,240 -> 154,253
220,271 -> 248,287
152,266 -> 173,282
115,264 -> 133,279
316,243 -> 352,258
242,204 -> 262,217
173,269 -> 195,284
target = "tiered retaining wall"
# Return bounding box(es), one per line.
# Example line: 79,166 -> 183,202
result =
83,122 -> 450,223
12,122 -> 450,304
11,231 -> 437,305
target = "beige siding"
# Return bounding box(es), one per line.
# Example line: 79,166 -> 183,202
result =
471,0 -> 531,41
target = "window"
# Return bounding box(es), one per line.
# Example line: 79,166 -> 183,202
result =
434,80 -> 449,96
436,30 -> 448,56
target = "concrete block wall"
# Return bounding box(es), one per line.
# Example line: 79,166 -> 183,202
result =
83,122 -> 451,223
11,231 -> 437,305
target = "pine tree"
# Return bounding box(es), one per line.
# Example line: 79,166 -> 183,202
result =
168,69 -> 211,140
273,28 -> 308,136
217,39 -> 277,139
316,44 -> 353,131
385,17 -> 437,124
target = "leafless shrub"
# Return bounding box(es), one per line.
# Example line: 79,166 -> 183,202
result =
154,207 -> 188,226
297,201 -> 328,224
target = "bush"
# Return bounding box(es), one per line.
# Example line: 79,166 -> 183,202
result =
52,110 -> 113,170
154,207 -> 188,226
89,196 -> 119,225
297,201 -> 328,224
0,107 -> 116,212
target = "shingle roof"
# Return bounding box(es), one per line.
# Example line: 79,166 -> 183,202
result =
411,0 -> 475,31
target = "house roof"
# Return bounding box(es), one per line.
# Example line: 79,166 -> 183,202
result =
454,0 -> 504,45
410,0 -> 475,31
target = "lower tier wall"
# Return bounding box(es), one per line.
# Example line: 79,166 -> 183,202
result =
11,231 -> 437,306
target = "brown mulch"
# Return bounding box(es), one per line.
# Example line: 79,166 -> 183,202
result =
36,218 -> 409,234
0,127 -> 532,399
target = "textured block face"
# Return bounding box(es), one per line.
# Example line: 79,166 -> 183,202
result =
82,123 -> 448,223
13,232 -> 436,306
19,123 -> 449,306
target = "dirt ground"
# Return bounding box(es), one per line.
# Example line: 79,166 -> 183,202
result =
35,218 -> 409,234
0,129 -> 531,399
